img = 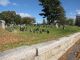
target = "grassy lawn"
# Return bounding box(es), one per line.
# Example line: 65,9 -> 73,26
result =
0,26 -> 80,52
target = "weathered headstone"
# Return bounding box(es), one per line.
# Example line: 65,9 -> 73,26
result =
54,20 -> 59,28
0,20 -> 5,29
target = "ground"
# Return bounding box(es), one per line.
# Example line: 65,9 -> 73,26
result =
59,40 -> 80,60
0,25 -> 80,52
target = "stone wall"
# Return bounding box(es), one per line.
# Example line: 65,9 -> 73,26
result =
0,33 -> 80,60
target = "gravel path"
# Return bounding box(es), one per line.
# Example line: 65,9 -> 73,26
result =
68,45 -> 80,60
59,40 -> 80,60
67,42 -> 80,60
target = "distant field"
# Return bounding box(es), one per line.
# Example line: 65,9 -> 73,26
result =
0,26 -> 80,51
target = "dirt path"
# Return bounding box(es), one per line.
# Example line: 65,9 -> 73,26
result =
59,40 -> 80,60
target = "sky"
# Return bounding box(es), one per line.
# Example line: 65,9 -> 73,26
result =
0,0 -> 80,23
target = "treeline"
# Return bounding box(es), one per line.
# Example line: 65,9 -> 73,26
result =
0,11 -> 35,25
39,0 -> 66,25
39,0 -> 76,29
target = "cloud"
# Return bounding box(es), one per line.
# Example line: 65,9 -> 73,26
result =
76,10 -> 80,14
0,0 -> 16,6
17,13 -> 34,18
0,0 -> 10,6
12,3 -> 16,5
66,12 -> 76,19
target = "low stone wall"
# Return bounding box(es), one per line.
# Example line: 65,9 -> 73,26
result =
0,33 -> 80,60
35,33 -> 80,60
0,47 -> 36,60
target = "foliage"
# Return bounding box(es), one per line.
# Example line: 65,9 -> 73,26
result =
0,11 -> 16,24
39,0 -> 66,25
66,18 -> 74,25
21,17 -> 35,25
14,14 -> 21,25
0,11 -> 35,25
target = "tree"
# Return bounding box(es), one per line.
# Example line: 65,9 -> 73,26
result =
39,0 -> 66,25
0,11 -> 36,25
22,17 -> 35,25
66,18 -> 74,25
0,11 -> 16,25
14,14 -> 21,25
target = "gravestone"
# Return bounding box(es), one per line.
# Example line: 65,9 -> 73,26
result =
0,20 -> 5,29
54,20 -> 59,28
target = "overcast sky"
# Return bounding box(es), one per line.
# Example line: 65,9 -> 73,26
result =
0,0 -> 80,23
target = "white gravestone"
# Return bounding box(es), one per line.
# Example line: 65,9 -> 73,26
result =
54,20 -> 59,28
0,20 -> 5,29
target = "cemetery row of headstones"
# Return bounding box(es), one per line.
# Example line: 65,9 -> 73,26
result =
20,25 -> 50,34
0,20 -> 50,34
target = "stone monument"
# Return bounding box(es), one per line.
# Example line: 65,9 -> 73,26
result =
0,20 -> 5,29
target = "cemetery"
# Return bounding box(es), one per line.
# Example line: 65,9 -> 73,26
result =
0,0 -> 80,60
0,23 -> 80,52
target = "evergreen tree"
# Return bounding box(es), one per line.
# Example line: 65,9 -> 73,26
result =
39,0 -> 66,25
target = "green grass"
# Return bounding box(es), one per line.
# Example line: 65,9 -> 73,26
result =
0,25 -> 80,52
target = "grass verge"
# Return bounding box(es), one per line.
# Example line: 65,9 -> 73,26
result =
0,26 -> 80,52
